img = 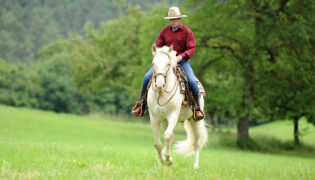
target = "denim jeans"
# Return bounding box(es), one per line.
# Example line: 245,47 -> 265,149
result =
142,59 -> 199,94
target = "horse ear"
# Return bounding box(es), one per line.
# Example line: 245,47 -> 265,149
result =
152,44 -> 157,55
169,45 -> 173,53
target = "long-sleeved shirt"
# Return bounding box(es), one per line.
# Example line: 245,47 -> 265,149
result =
155,24 -> 196,60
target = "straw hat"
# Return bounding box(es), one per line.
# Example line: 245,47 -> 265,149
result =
164,7 -> 187,20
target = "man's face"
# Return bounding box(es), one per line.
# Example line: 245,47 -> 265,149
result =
170,18 -> 181,28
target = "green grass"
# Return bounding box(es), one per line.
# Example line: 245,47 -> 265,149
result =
1,105 -> 315,179
250,119 -> 315,146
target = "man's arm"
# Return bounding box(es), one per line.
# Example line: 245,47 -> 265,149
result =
155,28 -> 165,47
179,29 -> 195,60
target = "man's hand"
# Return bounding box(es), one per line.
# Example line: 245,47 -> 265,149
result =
176,55 -> 182,62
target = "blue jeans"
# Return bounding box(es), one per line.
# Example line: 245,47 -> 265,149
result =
142,59 -> 199,94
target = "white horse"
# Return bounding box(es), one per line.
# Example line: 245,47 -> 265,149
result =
147,44 -> 208,168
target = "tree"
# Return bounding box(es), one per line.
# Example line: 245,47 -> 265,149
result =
187,0 -> 259,145
254,0 -> 315,145
0,60 -> 39,107
187,0 -> 315,146
67,5 -> 147,111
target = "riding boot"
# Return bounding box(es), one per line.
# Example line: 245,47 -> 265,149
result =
131,86 -> 148,116
191,92 -> 205,121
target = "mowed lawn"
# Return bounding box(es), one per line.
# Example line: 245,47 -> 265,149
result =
0,105 -> 315,179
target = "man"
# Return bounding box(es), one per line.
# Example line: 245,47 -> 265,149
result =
131,7 -> 205,120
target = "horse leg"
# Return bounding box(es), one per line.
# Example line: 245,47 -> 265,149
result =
191,119 -> 204,168
150,118 -> 163,164
162,120 -> 176,145
162,112 -> 179,166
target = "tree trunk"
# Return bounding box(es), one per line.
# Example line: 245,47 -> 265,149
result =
294,117 -> 299,145
237,114 -> 249,143
237,84 -> 250,145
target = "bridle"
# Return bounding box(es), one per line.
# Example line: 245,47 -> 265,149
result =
152,51 -> 171,83
152,51 -> 179,106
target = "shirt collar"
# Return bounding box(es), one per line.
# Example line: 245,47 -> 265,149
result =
171,24 -> 183,32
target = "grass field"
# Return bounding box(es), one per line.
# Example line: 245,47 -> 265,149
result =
250,119 -> 315,146
0,105 -> 315,179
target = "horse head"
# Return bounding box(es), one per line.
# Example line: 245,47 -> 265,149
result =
151,44 -> 177,93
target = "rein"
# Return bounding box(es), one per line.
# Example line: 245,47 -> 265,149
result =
152,51 -> 179,106
157,74 -> 178,106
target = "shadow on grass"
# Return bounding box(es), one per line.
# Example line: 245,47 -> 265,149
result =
207,129 -> 315,158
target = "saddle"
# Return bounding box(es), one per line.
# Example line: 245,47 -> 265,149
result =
175,65 -> 206,107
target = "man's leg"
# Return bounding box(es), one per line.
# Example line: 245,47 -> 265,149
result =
131,67 -> 153,116
178,60 -> 205,120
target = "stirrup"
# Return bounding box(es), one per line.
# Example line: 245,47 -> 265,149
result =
132,101 -> 139,111
131,101 -> 145,116
193,108 -> 205,121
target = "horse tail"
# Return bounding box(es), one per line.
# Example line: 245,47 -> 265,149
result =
174,120 -> 195,155
174,119 -> 208,156
198,120 -> 208,150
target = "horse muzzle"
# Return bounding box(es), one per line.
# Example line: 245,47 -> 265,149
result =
154,74 -> 166,92
155,83 -> 165,94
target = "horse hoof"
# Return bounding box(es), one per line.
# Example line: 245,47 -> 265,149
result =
166,156 -> 173,166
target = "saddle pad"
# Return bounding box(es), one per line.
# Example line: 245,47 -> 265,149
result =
196,78 -> 206,96
179,78 -> 206,96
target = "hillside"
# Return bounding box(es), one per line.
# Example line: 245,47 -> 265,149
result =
0,0 -> 181,63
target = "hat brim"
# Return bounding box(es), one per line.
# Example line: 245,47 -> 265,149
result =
164,15 -> 187,19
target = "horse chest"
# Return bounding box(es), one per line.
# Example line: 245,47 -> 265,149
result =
149,100 -> 178,114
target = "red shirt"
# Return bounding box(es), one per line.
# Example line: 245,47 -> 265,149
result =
155,24 -> 195,60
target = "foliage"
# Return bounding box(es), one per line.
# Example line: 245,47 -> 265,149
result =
70,6 -> 143,92
69,4 -> 170,106
0,60 -> 39,107
186,0 -> 250,119
37,38 -> 133,114
35,56 -> 81,113
186,0 -> 264,143
185,0 -> 315,144
253,0 -> 315,125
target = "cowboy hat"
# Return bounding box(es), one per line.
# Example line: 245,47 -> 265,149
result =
164,7 -> 187,20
